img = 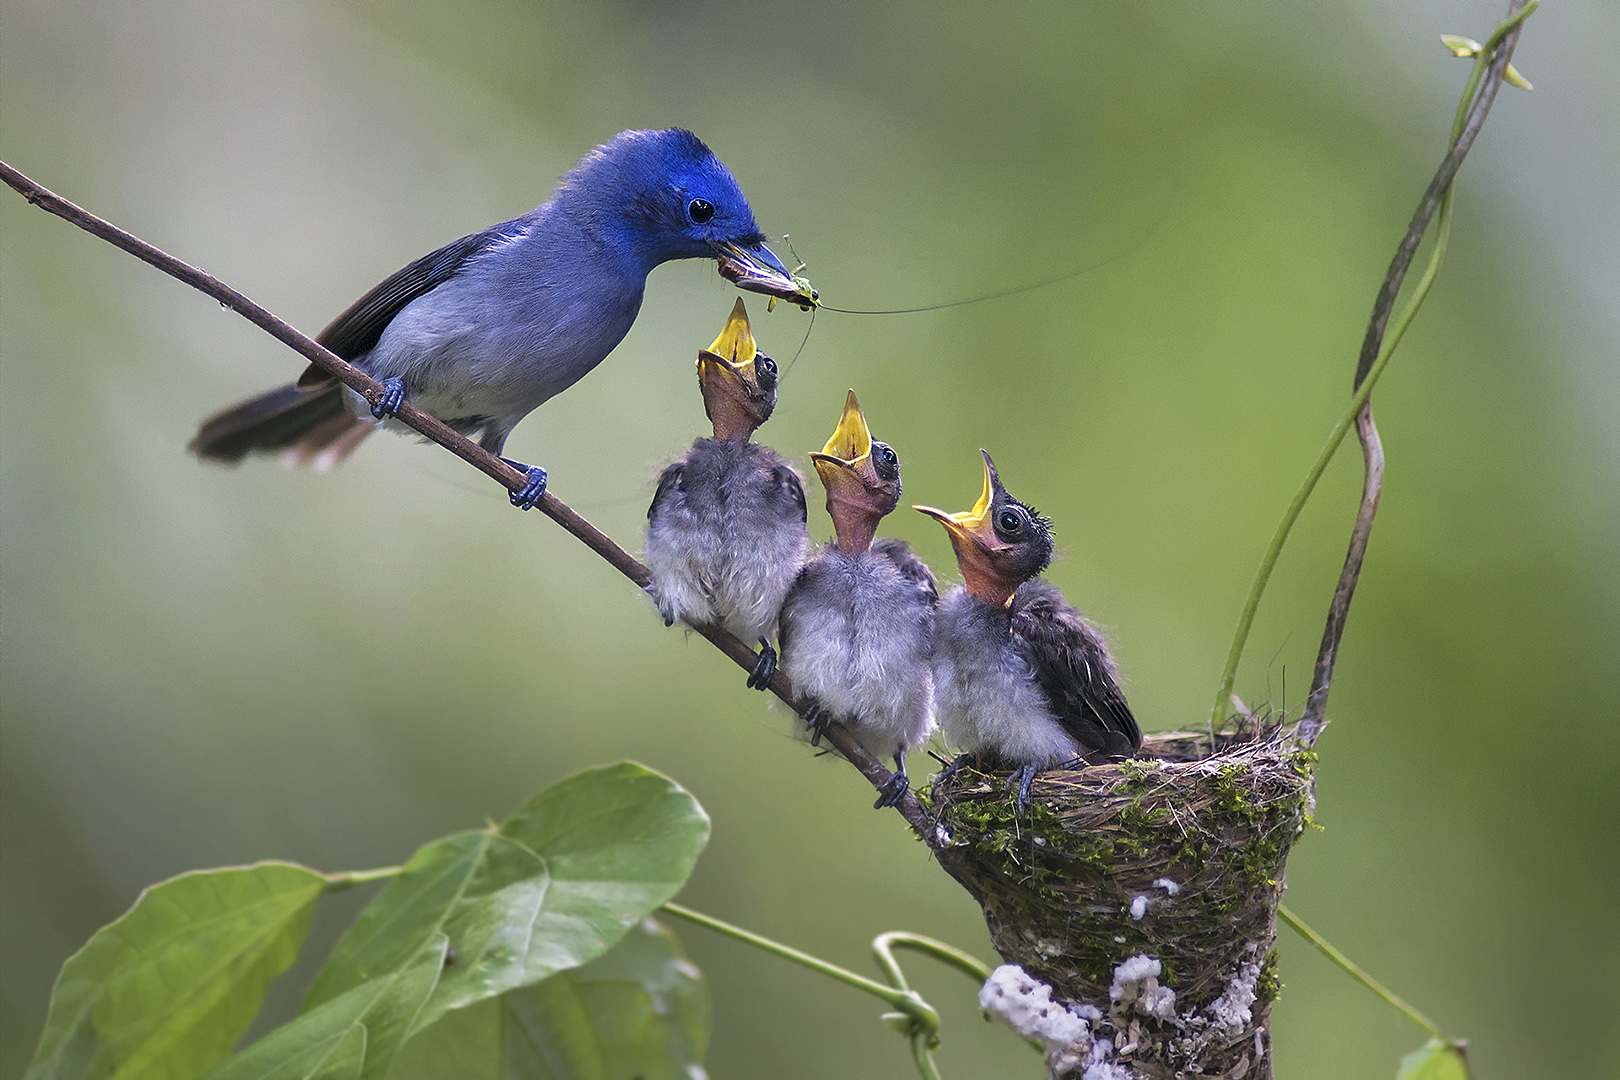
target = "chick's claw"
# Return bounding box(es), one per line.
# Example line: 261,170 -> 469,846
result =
1009,764 -> 1039,815
803,705 -> 833,747
874,773 -> 909,810
746,641 -> 777,691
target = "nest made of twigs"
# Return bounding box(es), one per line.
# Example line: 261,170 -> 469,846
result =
929,726 -> 1315,1078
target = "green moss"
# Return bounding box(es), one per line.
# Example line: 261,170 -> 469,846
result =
1255,948 -> 1282,1005
934,736 -> 1315,1011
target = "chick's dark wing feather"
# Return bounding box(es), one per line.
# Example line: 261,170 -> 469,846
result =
648,460 -> 686,522
773,464 -> 808,525
873,538 -> 938,604
297,218 -> 529,385
1010,580 -> 1141,757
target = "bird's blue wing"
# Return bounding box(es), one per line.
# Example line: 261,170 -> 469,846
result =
297,217 -> 530,385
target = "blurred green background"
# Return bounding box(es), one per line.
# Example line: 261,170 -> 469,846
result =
2,0 -> 1615,1076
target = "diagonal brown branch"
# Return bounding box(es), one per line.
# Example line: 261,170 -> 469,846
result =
1300,0 -> 1531,745
0,158 -> 939,844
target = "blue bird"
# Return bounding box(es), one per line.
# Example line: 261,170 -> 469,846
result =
190,128 -> 812,508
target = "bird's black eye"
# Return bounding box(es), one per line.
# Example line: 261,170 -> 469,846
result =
687,198 -> 715,224
758,354 -> 777,375
755,354 -> 778,389
997,508 -> 1024,535
872,442 -> 900,481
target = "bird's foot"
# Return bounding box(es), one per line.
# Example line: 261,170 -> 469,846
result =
746,640 -> 777,691
501,458 -> 548,510
1007,763 -> 1039,815
803,704 -> 833,748
931,752 -> 978,794
370,377 -> 406,420
874,755 -> 910,810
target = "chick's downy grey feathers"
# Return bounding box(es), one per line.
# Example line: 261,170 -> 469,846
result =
644,437 -> 808,645
934,579 -> 1137,767
779,538 -> 938,763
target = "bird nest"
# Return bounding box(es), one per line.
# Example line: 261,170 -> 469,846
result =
927,726 -> 1316,1078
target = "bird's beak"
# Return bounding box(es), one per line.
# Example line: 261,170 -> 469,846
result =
810,390 -> 885,520
697,299 -> 766,438
713,238 -> 818,309
917,450 -> 1015,599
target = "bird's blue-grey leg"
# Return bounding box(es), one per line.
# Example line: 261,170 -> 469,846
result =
932,751 -> 979,791
371,377 -> 406,420
803,704 -> 833,748
1009,763 -> 1039,815
746,639 -> 777,691
499,457 -> 548,511
874,752 -> 910,810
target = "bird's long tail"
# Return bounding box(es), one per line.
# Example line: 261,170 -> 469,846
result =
189,382 -> 372,469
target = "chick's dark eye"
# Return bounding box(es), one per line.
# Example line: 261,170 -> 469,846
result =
758,355 -> 777,374
998,509 -> 1023,533
877,445 -> 897,466
687,198 -> 715,224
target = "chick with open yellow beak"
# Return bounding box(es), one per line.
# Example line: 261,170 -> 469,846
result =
696,298 -> 780,442
778,390 -> 938,809
918,450 -> 1141,813
807,390 -> 902,555
645,299 -> 808,691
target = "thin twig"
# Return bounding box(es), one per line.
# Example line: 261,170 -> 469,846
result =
0,158 -> 939,845
1299,404 -> 1383,744
1210,0 -> 1535,730
1298,0 -> 1532,743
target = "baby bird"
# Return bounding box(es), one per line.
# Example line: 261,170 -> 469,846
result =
917,451 -> 1141,811
779,391 -> 937,808
644,299 -> 809,690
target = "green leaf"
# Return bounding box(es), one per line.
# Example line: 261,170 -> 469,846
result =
306,762 -> 709,1036
200,936 -> 447,1080
25,862 -> 326,1080
1396,1038 -> 1470,1080
392,919 -> 709,1080
1439,34 -> 1481,57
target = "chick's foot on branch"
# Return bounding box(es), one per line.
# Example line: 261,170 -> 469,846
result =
746,640 -> 777,691
370,377 -> 406,420
874,754 -> 910,810
501,458 -> 548,510
803,704 -> 833,748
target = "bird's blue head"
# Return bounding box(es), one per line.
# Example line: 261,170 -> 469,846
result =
558,129 -> 814,305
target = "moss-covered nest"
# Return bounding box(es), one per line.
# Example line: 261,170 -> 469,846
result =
929,726 -> 1315,1078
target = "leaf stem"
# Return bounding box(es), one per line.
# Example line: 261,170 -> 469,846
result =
1278,904 -> 1459,1046
659,903 -> 939,1032
871,932 -> 993,992
321,865 -> 404,891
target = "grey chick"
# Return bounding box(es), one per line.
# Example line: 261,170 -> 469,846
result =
917,450 -> 1141,812
779,391 -> 938,809
644,299 -> 809,690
